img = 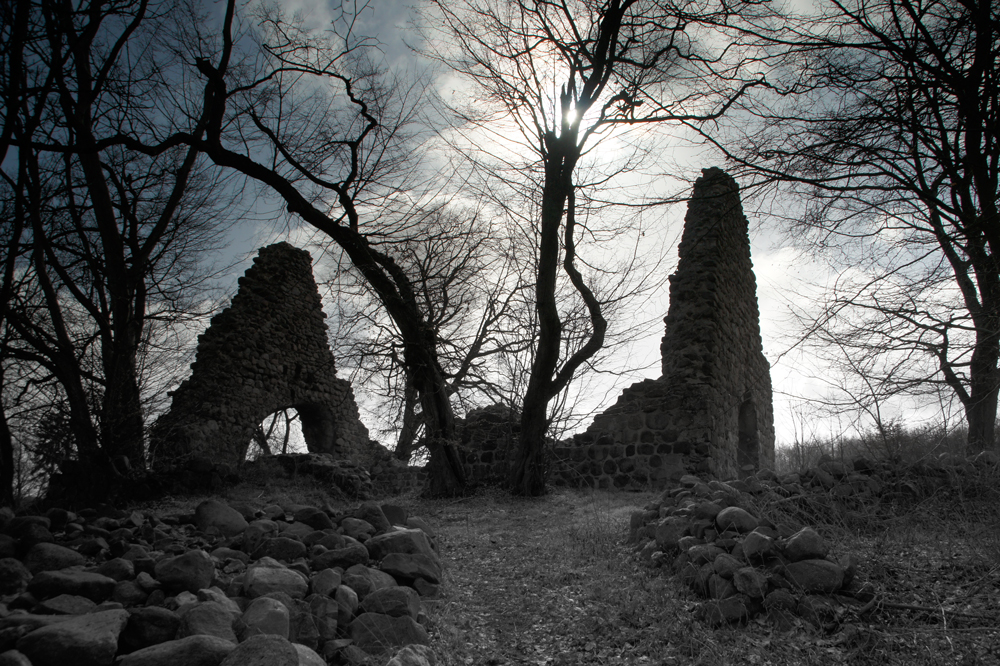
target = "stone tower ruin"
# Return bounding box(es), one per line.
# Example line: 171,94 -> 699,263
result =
549,167 -> 774,488
151,242 -> 371,467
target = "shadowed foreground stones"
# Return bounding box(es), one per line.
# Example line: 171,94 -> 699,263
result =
631,469 -> 865,627
0,497 -> 443,665
119,635 -> 236,666
16,609 -> 128,666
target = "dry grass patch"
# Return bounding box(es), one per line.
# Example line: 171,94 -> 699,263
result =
395,485 -> 1000,666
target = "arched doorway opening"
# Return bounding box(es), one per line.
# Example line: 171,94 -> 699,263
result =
246,408 -> 305,461
737,399 -> 759,475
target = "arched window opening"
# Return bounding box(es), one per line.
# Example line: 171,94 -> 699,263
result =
247,408 -> 305,461
737,400 -> 759,476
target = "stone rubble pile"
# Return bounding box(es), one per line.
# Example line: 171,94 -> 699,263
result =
631,451 -> 1000,627
0,498 -> 442,666
630,472 -> 864,628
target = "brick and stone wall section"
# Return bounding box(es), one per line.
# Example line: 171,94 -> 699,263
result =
150,242 -> 373,468
548,168 -> 776,490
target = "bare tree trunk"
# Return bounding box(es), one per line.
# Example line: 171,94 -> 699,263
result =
0,370 -> 14,507
394,374 -> 421,463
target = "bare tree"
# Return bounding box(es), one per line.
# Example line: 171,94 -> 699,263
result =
1,0 -> 235,495
707,0 -> 1000,452
326,206 -> 530,463
128,0 -> 480,494
423,0 -> 768,494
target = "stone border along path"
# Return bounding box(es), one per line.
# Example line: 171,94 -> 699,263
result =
0,498 -> 441,666
630,451 -> 1000,628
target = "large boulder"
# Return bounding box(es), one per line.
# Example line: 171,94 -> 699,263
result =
194,500 -> 248,538
118,635 -> 236,666
154,550 -> 215,594
16,609 -> 129,666
365,529 -> 436,562
349,613 -> 429,654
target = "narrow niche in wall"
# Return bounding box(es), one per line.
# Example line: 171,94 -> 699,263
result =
247,408 -> 305,461
737,399 -> 759,475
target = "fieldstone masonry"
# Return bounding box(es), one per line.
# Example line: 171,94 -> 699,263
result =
151,243 -> 371,468
549,167 -> 775,489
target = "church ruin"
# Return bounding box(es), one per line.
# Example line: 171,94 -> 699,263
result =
548,167 -> 775,489
151,242 -> 372,468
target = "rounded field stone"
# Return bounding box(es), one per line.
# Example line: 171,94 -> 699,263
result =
349,612 -> 429,654
24,543 -> 86,574
219,634 -> 298,666
16,608 -> 129,666
783,527 -> 828,562
715,507 -> 758,534
194,500 -> 249,538
118,635 -> 236,666
154,550 -> 215,593
243,564 -> 308,600
784,559 -> 845,594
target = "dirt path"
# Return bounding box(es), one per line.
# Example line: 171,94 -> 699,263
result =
408,488 -> 697,666
402,487 -> 1000,666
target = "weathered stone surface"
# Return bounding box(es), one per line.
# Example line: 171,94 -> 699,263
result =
154,550 -> 215,593
0,650 -> 32,666
732,567 -> 768,599
309,569 -> 341,596
150,243 -> 373,468
366,529 -> 436,562
240,597 -> 290,640
386,645 -> 437,666
783,527 -> 828,562
243,560 -> 308,599
355,503 -> 392,534
697,597 -> 749,626
335,585 -> 359,626
359,586 -> 421,619
292,643 -> 325,666
307,594 -> 339,642
292,507 -> 334,531
178,601 -> 238,642
36,593 -> 97,615
0,558 -> 31,595
257,537 -> 308,563
548,168 -> 775,490
349,613 -> 430,653
24,543 -> 86,574
379,553 -> 442,585
219,634 -> 298,666
784,559 -> 845,594
715,507 -> 758,534
654,517 -> 688,551
312,542 -> 369,570
712,554 -> 743,579
194,501 -> 249,538
16,609 -> 128,666
742,531 -> 775,560
119,606 -> 181,652
28,570 -> 117,602
119,635 -> 236,666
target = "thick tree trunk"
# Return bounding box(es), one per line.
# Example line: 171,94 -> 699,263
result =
409,341 -> 466,496
965,330 -> 1000,452
509,167 -> 569,496
394,374 -> 421,463
511,396 -> 548,496
0,380 -> 14,507
100,344 -> 145,468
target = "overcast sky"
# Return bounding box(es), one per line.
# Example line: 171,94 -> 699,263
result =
218,0 -> 954,450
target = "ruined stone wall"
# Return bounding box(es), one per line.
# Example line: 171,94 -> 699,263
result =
551,168 -> 775,489
151,242 -> 372,468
